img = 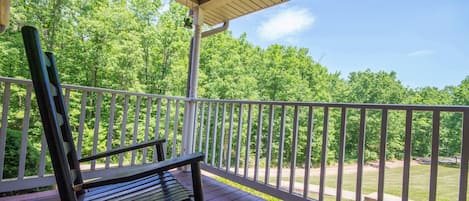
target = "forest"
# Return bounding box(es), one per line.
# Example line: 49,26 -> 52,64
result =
1,0 -> 469,179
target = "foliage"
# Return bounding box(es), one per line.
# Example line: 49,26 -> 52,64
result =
3,129 -> 41,179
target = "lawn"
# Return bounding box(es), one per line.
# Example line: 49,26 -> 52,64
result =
306,164 -> 461,201
212,164 -> 463,201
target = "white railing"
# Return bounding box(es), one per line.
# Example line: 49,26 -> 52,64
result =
0,76 -> 187,192
1,76 -> 469,201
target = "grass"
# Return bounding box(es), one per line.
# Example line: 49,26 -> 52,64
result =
304,165 -> 461,201
212,164 -> 462,201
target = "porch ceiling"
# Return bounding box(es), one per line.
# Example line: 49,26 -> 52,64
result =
175,0 -> 289,26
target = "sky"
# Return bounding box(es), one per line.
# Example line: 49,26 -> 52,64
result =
223,0 -> 469,89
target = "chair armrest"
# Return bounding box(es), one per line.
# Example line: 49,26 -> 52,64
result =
82,152 -> 205,189
79,139 -> 166,162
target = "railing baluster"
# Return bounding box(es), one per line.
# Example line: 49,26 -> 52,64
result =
244,104 -> 253,178
235,104 -> 243,175
205,103 -> 212,163
378,109 -> 389,201
64,88 -> 71,110
142,97 -> 152,164
77,91 -> 88,159
319,107 -> 329,201
18,85 -> 33,179
265,105 -> 274,185
336,107 -> 347,201
191,102 -> 198,152
163,99 -> 171,158
255,104 -> 263,182
118,95 -> 129,167
212,103 -> 219,165
131,96 -> 142,165
429,110 -> 440,201
198,102 -> 205,152
458,111 -> 469,201
153,99 -> 162,162
277,105 -> 286,189
91,92 -> 103,170
172,100 -> 180,158
218,103 -> 226,169
356,108 -> 367,201
105,94 -> 116,168
226,103 -> 235,173
402,110 -> 412,201
290,106 -> 299,194
38,133 -> 47,177
304,106 -> 313,198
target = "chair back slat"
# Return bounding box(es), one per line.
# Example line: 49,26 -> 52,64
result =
22,26 -> 84,200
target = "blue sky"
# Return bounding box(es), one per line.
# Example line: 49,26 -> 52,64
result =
225,0 -> 469,89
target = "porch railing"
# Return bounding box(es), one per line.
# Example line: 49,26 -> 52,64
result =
0,76 -> 187,192
1,76 -> 469,201
196,99 -> 469,201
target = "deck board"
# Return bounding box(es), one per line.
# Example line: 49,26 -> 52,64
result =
0,170 -> 265,201
173,170 -> 265,201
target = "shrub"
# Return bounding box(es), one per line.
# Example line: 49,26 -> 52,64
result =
3,129 -> 40,179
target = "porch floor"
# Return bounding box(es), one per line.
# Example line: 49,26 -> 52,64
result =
0,170 -> 265,201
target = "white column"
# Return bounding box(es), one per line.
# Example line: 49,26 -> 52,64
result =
182,7 -> 203,156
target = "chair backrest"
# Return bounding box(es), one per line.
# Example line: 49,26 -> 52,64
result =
22,26 -> 84,201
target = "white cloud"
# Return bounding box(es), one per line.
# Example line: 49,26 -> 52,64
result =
257,8 -> 315,41
407,49 -> 434,57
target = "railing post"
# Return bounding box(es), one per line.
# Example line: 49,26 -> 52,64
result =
429,110 -> 440,201
459,110 -> 469,201
402,110 -> 412,201
378,109 -> 389,201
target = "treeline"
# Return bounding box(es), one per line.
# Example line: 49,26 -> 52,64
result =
1,0 -> 469,178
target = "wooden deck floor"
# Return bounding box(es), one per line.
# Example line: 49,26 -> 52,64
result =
174,171 -> 265,201
0,171 -> 265,201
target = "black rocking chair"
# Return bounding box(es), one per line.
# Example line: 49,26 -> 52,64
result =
22,25 -> 204,201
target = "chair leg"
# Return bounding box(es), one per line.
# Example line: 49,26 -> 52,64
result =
191,162 -> 203,201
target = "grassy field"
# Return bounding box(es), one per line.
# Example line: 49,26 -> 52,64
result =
213,164 -> 462,201
306,164 -> 461,201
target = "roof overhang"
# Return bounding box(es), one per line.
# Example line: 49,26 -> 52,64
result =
176,0 -> 288,26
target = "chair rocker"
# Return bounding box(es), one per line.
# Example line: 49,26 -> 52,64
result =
22,25 -> 204,201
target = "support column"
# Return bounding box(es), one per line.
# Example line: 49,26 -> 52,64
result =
182,7 -> 203,156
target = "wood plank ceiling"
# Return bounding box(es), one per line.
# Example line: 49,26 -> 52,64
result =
176,0 -> 288,26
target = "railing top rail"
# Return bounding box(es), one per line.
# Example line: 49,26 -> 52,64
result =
63,84 -> 187,100
2,76 -> 468,112
0,76 -> 187,100
193,98 -> 469,112
0,76 -> 32,85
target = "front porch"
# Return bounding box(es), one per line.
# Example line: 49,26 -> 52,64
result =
1,76 -> 468,201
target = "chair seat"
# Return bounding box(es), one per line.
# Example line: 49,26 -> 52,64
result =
84,171 -> 192,201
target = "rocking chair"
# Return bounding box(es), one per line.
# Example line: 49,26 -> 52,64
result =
22,25 -> 204,201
